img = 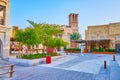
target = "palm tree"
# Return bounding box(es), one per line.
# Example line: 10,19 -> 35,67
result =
70,32 -> 82,40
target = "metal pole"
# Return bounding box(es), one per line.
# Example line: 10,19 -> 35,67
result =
113,55 -> 115,61
10,64 -> 14,77
104,60 -> 107,69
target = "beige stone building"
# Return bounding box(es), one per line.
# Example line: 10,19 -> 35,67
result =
0,0 -> 11,58
58,13 -> 79,49
85,22 -> 120,52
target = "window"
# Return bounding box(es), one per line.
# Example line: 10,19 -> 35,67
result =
59,34 -> 62,38
67,33 -> 70,38
116,36 -> 120,40
91,36 -> 96,40
100,36 -> 104,39
0,6 -> 5,25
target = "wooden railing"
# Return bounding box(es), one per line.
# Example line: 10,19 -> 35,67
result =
0,64 -> 14,77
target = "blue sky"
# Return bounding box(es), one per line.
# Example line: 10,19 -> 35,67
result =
10,0 -> 120,38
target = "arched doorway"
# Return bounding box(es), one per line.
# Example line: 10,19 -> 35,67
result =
0,39 -> 3,58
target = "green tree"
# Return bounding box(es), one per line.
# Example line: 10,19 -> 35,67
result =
27,20 -> 68,52
14,29 -> 24,51
22,27 -> 41,46
14,29 -> 24,43
45,38 -> 69,48
15,20 -> 69,53
15,27 -> 40,46
15,27 -> 41,53
70,32 -> 82,40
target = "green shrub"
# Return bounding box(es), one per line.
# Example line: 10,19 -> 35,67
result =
65,48 -> 73,52
92,49 -> 103,52
92,49 -> 115,52
72,48 -> 81,52
18,53 -> 60,59
65,48 -> 81,52
105,49 -> 115,52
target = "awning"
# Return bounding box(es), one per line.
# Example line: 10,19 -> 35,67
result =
72,39 -> 111,43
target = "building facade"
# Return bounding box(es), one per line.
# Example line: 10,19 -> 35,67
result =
0,0 -> 11,58
59,13 -> 79,48
85,22 -> 120,52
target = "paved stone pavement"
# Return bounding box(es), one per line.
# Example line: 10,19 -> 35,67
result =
40,53 -> 113,74
95,66 -> 110,80
5,66 -> 96,80
110,61 -> 120,80
1,53 -> 120,80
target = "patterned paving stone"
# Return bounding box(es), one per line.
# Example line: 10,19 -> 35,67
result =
1,53 -> 120,80
55,54 -> 103,68
8,66 -> 96,80
95,66 -> 110,80
110,61 -> 120,80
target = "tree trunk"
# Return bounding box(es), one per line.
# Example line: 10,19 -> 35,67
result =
19,42 -> 21,54
43,45 -> 45,53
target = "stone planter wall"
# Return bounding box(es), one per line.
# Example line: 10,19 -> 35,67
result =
8,55 -> 65,66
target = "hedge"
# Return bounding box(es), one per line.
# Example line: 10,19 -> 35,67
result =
65,48 -> 81,52
92,49 -> 115,52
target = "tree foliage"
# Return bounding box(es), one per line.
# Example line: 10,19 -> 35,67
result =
15,20 -> 69,50
45,38 -> 69,48
14,29 -> 24,43
27,20 -> 68,48
70,32 -> 82,40
15,27 -> 41,46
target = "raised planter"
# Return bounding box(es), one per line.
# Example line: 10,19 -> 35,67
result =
9,58 -> 45,66
65,51 -> 81,54
8,55 -> 65,66
65,51 -> 72,53
92,52 -> 116,54
73,51 -> 80,53
83,48 -> 88,53
65,48 -> 81,54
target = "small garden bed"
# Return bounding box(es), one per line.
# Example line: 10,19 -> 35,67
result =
16,53 -> 60,59
92,49 -> 116,54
